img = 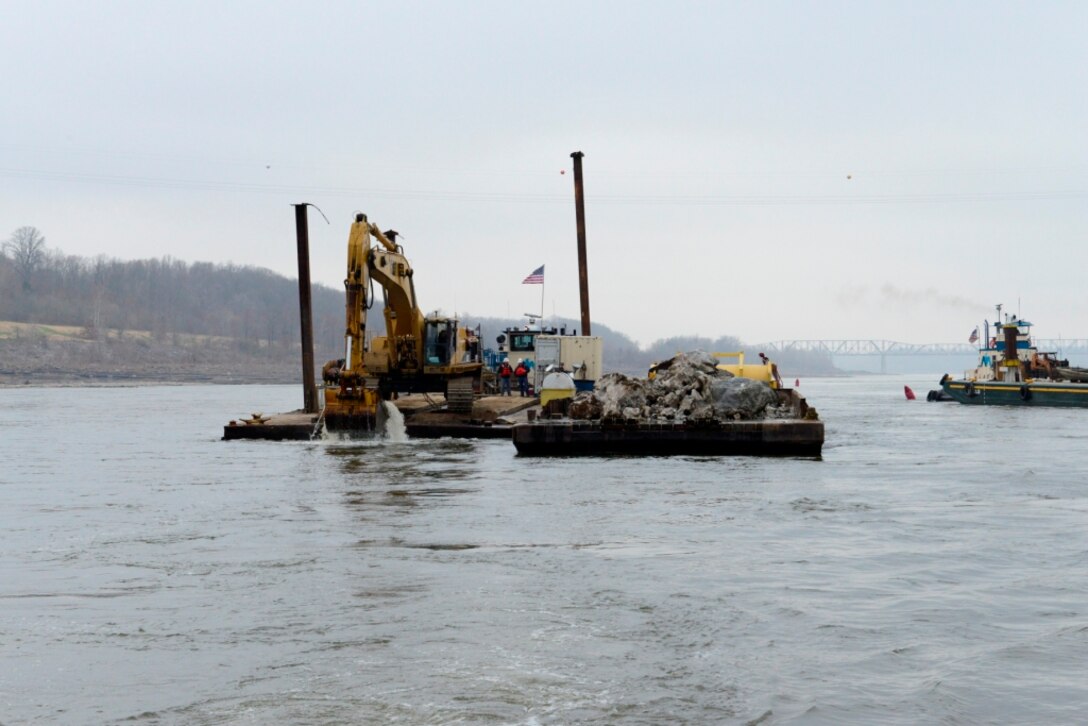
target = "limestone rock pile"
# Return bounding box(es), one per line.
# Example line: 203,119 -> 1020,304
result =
569,351 -> 784,423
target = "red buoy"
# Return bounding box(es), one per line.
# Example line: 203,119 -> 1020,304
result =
904,385 -> 916,400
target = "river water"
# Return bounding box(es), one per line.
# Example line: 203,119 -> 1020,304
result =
1,377 -> 1086,725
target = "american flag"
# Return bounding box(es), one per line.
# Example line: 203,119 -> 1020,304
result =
522,265 -> 544,285
968,327 -> 979,344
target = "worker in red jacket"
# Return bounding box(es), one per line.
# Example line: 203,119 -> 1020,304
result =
498,359 -> 513,396
515,359 -> 529,397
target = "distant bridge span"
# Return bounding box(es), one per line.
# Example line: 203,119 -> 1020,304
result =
758,339 -> 1088,373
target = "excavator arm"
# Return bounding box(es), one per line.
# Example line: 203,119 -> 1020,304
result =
327,212 -> 482,423
341,216 -> 369,375
342,213 -> 425,374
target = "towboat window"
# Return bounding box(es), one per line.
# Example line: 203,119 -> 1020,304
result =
510,333 -> 535,352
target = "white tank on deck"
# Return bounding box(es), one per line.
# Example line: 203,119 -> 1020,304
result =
540,369 -> 577,406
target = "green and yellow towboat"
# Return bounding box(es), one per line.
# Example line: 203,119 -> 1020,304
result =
937,307 -> 1088,408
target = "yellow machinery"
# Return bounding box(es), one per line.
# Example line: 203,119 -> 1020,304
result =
713,352 -> 782,388
323,213 -> 483,426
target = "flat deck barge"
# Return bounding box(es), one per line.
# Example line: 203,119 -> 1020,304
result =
512,418 -> 824,457
222,395 -> 535,441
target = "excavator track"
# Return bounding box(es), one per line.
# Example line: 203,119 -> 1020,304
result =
445,377 -> 476,414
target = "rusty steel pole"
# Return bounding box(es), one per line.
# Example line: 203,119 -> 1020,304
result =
571,151 -> 591,336
293,203 -> 318,414
1003,324 -> 1019,365
1003,323 -> 1020,382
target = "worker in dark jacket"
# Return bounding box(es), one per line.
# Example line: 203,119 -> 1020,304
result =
322,359 -> 344,385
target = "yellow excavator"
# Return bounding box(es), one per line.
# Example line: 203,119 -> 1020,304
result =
323,213 -> 482,427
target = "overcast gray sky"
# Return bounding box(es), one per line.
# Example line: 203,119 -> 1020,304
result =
3,1 -> 1085,346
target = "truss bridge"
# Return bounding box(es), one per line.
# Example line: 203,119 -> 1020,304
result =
759,339 -> 1088,373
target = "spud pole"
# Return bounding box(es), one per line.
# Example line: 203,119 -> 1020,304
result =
571,151 -> 591,336
293,203 -> 318,414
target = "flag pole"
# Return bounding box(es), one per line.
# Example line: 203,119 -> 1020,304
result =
540,270 -> 545,327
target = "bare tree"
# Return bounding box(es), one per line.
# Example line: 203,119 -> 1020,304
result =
4,226 -> 47,292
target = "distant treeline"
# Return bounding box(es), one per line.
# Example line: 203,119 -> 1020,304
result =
460,315 -> 760,376
457,316 -> 837,377
0,227 -> 837,376
0,227 -> 345,354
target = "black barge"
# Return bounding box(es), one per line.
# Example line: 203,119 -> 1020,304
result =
512,417 -> 823,457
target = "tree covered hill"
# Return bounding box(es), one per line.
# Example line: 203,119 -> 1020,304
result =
0,231 -> 344,351
0,227 -> 836,383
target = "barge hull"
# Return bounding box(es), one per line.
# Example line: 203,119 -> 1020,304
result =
406,422 -> 513,439
942,380 -> 1088,407
512,420 -> 823,457
222,411 -> 318,440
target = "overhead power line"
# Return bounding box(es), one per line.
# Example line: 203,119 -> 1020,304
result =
0,166 -> 1085,206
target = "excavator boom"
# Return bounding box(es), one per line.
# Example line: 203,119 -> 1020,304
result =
325,213 -> 482,426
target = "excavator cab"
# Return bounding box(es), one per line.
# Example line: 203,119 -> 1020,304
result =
423,318 -> 456,367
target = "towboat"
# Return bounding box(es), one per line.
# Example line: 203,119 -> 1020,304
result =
936,307 -> 1088,407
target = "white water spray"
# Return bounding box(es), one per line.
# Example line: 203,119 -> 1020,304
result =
377,400 -> 407,442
